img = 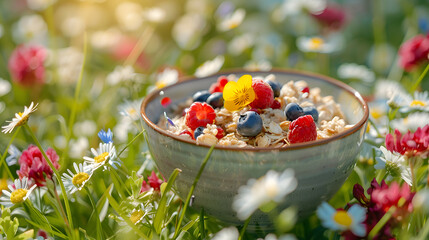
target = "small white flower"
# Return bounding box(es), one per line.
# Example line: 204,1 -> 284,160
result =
276,0 -> 326,20
0,177 -> 37,207
73,120 -> 97,137
118,99 -> 142,121
62,162 -> 93,194
143,7 -> 166,23
0,78 -> 11,97
297,35 -> 340,54
217,8 -> 246,32
2,102 -> 38,134
375,146 -> 412,186
244,59 -> 272,71
83,142 -> 121,171
155,68 -> 179,89
337,63 -> 375,83
317,202 -> 366,237
106,65 -> 137,86
194,56 -> 225,78
172,13 -> 206,50
233,169 -> 297,220
90,28 -> 122,50
389,91 -> 429,112
374,79 -> 407,100
12,14 -> 47,44
391,112 -> 429,133
211,227 -> 239,240
228,33 -> 255,56
26,0 -> 56,11
69,137 -> 89,159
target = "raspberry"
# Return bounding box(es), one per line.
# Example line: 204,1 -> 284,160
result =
301,87 -> 310,95
288,115 -> 317,144
185,102 -> 216,130
215,127 -> 225,139
249,79 -> 274,109
270,99 -> 281,109
209,76 -> 229,93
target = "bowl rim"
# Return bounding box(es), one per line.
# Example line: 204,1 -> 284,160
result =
140,68 -> 369,152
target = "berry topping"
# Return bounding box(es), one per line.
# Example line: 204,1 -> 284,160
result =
194,126 -> 205,139
179,129 -> 194,139
301,86 -> 310,94
185,102 -> 216,130
284,103 -> 304,121
265,80 -> 281,98
237,111 -> 263,137
303,106 -> 319,123
209,76 -> 229,93
215,127 -> 225,139
288,115 -> 317,144
270,99 -> 281,109
249,79 -> 274,109
192,90 -> 211,102
206,92 -> 224,108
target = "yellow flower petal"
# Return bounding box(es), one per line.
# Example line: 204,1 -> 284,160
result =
223,81 -> 239,101
237,74 -> 253,88
224,100 -> 241,111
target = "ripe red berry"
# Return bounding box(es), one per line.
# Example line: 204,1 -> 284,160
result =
179,129 -> 194,139
270,99 -> 281,109
215,127 -> 225,139
288,115 -> 317,144
185,102 -> 216,130
209,76 -> 229,93
249,79 -> 274,109
301,86 -> 310,95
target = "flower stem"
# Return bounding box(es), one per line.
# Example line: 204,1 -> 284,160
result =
118,129 -> 145,158
173,145 -> 215,239
368,206 -> 396,239
0,127 -> 21,179
84,186 -> 103,240
239,217 -> 251,240
411,63 -> 429,93
417,213 -> 429,240
24,124 -> 75,239
61,33 -> 87,164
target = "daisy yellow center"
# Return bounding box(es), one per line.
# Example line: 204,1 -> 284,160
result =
266,182 -> 278,198
10,189 -> 28,204
309,37 -> 324,50
72,172 -> 90,186
130,210 -> 144,224
228,22 -> 239,29
94,152 -> 109,164
370,109 -> 383,119
17,112 -> 29,126
410,100 -> 426,107
333,210 -> 352,227
156,82 -> 167,89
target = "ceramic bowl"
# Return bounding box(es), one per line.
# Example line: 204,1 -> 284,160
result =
140,69 -> 369,229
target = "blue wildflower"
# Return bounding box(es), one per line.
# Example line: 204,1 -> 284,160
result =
6,144 -> 21,166
98,129 -> 113,143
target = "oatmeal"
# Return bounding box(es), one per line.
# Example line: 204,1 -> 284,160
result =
158,74 -> 351,147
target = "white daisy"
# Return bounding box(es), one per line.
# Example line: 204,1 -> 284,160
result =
374,146 -> 412,186
232,169 -> 297,220
2,102 -> 38,134
276,0 -> 326,21
211,227 -> 239,240
296,35 -> 340,54
217,8 -> 246,31
0,78 -> 11,97
374,79 -> 407,100
0,177 -> 37,207
118,99 -> 142,121
106,65 -> 137,86
194,55 -> 225,78
61,162 -> 93,194
337,63 -> 375,83
83,142 -> 121,171
389,91 -> 429,112
155,68 -> 179,89
12,14 -> 47,44
390,112 -> 429,133
317,202 -> 366,237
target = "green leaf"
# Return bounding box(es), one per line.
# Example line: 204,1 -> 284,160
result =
24,201 -> 52,232
153,168 -> 181,234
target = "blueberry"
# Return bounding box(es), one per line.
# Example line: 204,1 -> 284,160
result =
284,103 -> 304,121
303,106 -> 319,123
265,80 -> 281,98
194,126 -> 205,139
237,111 -> 263,137
206,92 -> 224,108
192,90 -> 211,102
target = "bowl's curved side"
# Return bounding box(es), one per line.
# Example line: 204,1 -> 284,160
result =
143,120 -> 366,226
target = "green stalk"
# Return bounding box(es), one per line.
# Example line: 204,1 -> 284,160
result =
410,63 -> 429,93
368,206 -> 396,239
118,129 -> 145,158
417,216 -> 429,240
238,217 -> 251,240
371,0 -> 386,46
173,145 -> 215,239
24,124 -> 75,239
0,127 -> 21,179
84,186 -> 103,240
61,33 -> 88,163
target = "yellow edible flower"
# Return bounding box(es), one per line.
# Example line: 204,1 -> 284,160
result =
223,75 -> 255,111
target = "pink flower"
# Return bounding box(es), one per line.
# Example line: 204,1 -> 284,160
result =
8,45 -> 47,86
398,34 -> 429,71
17,145 -> 60,187
140,171 -> 164,193
386,125 -> 429,158
311,4 -> 347,31
371,182 -> 414,221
